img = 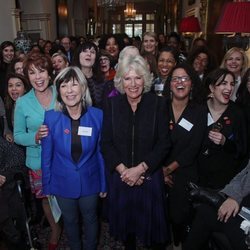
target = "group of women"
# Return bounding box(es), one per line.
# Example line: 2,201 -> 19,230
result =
0,31 -> 249,250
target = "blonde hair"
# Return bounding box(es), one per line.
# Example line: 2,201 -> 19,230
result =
54,66 -> 92,111
118,46 -> 140,62
141,31 -> 158,55
114,54 -> 153,94
220,47 -> 249,77
51,52 -> 69,64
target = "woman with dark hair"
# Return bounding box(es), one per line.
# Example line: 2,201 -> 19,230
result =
95,49 -> 118,108
163,63 -> 207,246
0,41 -> 15,100
73,42 -> 105,108
167,32 -> 187,63
96,49 -> 116,82
98,34 -> 124,64
5,73 -> 30,132
8,57 -> 25,75
190,37 -> 207,51
152,47 -> 178,96
43,40 -> 53,56
197,68 -> 247,190
14,52 -> 61,250
187,46 -> 217,80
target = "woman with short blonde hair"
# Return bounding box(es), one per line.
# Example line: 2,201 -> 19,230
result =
220,47 -> 249,100
140,31 -> 159,57
114,54 -> 153,94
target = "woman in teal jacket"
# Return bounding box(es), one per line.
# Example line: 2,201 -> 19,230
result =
14,52 -> 61,250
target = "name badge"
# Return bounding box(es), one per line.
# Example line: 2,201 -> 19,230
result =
78,126 -> 92,136
154,83 -> 164,91
178,118 -> 193,131
207,113 -> 214,126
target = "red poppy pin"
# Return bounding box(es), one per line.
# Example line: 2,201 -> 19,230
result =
223,116 -> 231,125
169,120 -> 174,130
64,129 -> 70,134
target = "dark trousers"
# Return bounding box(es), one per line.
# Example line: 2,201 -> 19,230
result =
183,204 -> 247,250
57,194 -> 99,250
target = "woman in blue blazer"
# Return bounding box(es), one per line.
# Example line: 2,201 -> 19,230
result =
42,66 -> 106,250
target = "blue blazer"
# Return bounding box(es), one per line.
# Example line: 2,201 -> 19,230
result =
41,107 -> 106,198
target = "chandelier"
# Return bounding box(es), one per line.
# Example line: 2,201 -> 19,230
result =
97,0 -> 125,8
124,2 -> 136,20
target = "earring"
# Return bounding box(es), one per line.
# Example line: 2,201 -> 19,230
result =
209,93 -> 214,98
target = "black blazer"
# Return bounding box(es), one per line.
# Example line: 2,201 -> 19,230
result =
165,100 -> 207,179
101,92 -> 171,174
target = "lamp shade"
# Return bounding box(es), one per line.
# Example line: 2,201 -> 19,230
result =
215,2 -> 250,33
179,16 -> 201,33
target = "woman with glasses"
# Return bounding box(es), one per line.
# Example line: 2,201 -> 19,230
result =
95,49 -> 118,109
197,68 -> 247,190
152,47 -> 178,96
101,54 -> 171,250
163,63 -> 207,246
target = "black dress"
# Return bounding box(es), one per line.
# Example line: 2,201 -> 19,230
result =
198,101 -> 247,189
165,101 -> 207,230
101,93 -> 171,246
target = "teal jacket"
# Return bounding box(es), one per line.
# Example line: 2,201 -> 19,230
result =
14,86 -> 56,170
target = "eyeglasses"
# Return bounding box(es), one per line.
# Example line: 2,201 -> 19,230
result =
171,76 -> 191,83
99,57 -> 109,62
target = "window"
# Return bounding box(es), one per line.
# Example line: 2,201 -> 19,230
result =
134,23 -> 143,37
135,14 -> 143,21
112,24 -> 121,34
125,24 -> 133,37
125,23 -> 143,37
146,23 -> 155,32
109,11 -> 156,37
146,14 -> 155,21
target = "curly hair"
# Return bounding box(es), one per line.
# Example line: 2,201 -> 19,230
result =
165,63 -> 204,103
187,46 -> 218,76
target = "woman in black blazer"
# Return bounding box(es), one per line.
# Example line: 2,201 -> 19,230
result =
163,63 -> 207,246
101,54 -> 171,250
